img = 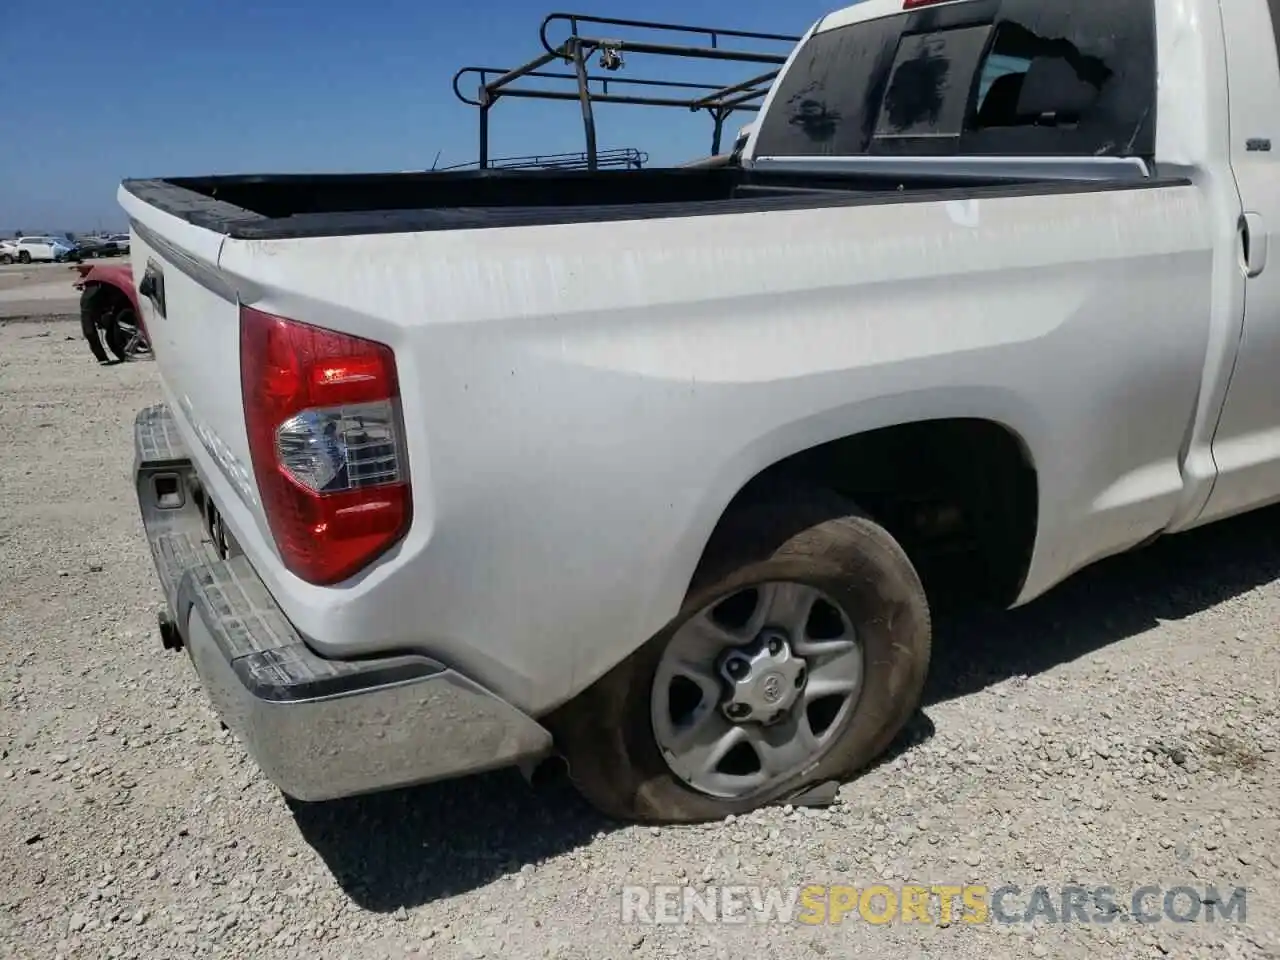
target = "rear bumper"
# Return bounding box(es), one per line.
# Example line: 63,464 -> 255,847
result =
132,403 -> 553,801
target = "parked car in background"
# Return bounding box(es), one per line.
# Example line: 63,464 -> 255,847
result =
106,234 -> 130,255
0,239 -> 17,264
12,236 -> 80,264
73,236 -> 110,259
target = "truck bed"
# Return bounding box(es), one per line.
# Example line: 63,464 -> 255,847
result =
119,166 -> 1170,240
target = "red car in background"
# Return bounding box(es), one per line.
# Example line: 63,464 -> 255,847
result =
72,261 -> 149,363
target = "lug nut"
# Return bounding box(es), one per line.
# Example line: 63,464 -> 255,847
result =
726,658 -> 748,679
767,637 -> 782,655
726,703 -> 751,720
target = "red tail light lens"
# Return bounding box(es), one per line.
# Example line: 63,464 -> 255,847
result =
240,305 -> 411,585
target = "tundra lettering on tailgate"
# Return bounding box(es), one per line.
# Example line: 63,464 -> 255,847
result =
178,393 -> 258,508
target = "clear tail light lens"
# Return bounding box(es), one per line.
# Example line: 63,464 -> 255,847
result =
240,306 -> 411,585
275,402 -> 403,493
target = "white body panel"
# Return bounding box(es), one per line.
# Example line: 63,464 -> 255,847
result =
1194,0 -> 1280,524
118,0 -> 1280,718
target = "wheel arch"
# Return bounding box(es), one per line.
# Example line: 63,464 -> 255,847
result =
668,403 -> 1042,619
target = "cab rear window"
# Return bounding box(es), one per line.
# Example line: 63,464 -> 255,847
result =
754,0 -> 1156,161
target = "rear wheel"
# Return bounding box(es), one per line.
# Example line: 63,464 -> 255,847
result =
17,251 -> 30,264
551,491 -> 931,823
80,286 -> 150,363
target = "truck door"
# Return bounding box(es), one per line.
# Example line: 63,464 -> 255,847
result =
1200,0 -> 1280,522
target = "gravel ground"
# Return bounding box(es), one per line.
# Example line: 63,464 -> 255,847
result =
3,315 -> 1280,960
0,263 -> 84,321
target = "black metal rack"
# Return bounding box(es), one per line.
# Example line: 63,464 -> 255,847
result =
451,12 -> 802,170
435,147 -> 649,172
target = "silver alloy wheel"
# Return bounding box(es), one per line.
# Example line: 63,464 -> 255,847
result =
108,309 -> 150,360
650,580 -> 864,799
118,322 -> 151,358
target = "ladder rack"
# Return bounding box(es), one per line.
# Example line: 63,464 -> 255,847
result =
451,11 -> 801,169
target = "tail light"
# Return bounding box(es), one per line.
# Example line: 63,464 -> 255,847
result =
239,306 -> 411,585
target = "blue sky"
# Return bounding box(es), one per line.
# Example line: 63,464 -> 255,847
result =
0,0 -> 843,233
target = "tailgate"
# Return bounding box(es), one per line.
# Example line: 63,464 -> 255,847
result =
118,189 -> 265,535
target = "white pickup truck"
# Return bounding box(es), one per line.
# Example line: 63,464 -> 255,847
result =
120,0 -> 1280,823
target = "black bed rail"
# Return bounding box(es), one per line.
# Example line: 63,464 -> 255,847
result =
451,11 -> 802,170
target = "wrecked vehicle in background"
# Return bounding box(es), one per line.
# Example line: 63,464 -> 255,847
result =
73,262 -> 149,363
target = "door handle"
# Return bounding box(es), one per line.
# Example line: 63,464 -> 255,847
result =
1241,212 -> 1268,278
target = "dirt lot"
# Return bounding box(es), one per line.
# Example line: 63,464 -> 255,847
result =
0,262 -> 87,320
2,314 -> 1280,960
